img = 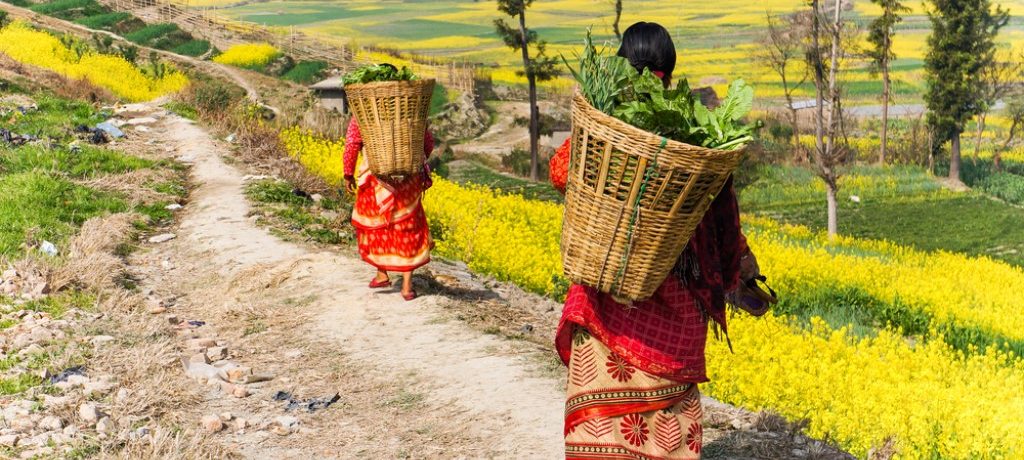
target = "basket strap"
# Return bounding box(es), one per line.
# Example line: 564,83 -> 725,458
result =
611,137 -> 667,298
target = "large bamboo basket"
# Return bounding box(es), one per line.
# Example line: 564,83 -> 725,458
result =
561,90 -> 746,302
344,79 -> 435,178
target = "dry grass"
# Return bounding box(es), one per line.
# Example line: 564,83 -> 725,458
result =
102,427 -> 237,459
79,169 -> 177,206
51,213 -> 139,291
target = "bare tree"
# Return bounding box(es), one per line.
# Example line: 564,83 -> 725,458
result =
807,0 -> 852,237
754,11 -> 809,160
974,49 -> 1022,159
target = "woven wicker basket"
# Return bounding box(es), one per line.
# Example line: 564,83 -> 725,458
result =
561,90 -> 746,302
344,79 -> 436,178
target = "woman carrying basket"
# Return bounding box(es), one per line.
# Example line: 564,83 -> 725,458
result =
550,22 -> 771,459
343,112 -> 434,301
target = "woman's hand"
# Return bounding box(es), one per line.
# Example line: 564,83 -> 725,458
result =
727,249 -> 775,317
344,175 -> 357,195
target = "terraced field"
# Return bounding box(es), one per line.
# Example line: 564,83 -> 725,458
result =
183,0 -> 1024,101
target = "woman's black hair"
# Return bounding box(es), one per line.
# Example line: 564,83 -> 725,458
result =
617,22 -> 676,87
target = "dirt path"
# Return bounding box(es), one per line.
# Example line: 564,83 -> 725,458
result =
452,101 -> 568,160
138,109 -> 565,457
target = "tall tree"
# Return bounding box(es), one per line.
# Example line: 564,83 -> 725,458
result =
754,11 -> 809,160
924,0 -> 1008,183
612,0 -> 623,40
495,0 -> 559,180
973,49 -> 1021,158
807,0 -> 852,237
866,0 -> 909,164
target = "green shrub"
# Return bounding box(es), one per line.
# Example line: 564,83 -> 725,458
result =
980,171 -> 1024,205
30,0 -> 107,19
73,11 -> 130,30
171,39 -> 211,57
281,60 -> 327,84
123,23 -> 178,45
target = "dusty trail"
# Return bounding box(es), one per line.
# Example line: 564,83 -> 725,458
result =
152,111 -> 564,457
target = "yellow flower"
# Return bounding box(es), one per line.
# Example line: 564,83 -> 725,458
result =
213,43 -> 281,69
0,22 -> 187,102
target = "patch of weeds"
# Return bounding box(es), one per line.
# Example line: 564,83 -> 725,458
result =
0,373 -> 43,395
245,179 -> 312,206
64,442 -> 101,460
162,100 -> 198,120
150,181 -> 187,198
22,291 -> 96,319
6,93 -> 102,139
243,320 -> 267,336
135,202 -> 174,224
0,318 -> 16,330
383,389 -> 425,410
483,326 -> 501,335
0,354 -> 19,372
246,180 -> 351,245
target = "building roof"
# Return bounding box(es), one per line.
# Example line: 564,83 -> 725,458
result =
310,77 -> 345,91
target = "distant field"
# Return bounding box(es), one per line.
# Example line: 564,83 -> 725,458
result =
185,0 -> 1024,102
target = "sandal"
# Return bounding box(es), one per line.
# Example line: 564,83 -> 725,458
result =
402,290 -> 417,301
369,278 -> 392,289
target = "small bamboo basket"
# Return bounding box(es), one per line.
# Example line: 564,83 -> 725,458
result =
344,79 -> 435,179
561,90 -> 746,302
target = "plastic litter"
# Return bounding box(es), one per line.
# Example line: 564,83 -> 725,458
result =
49,366 -> 86,384
273,391 -> 341,413
40,241 -> 58,257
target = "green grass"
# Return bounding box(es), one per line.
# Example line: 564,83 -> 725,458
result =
162,100 -> 198,120
73,11 -> 130,29
170,39 -> 212,57
0,373 -> 42,396
1,144 -> 154,178
29,0 -> 107,19
123,23 -> 179,46
0,172 -> 127,257
21,291 -> 95,319
739,164 -> 1024,267
446,160 -> 564,203
6,94 -> 104,139
281,60 -> 327,84
245,179 -> 351,245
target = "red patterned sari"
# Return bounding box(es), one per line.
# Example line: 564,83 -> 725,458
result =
343,118 -> 433,272
551,139 -> 748,459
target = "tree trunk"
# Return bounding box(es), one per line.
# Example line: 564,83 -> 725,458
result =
613,0 -> 623,40
811,1 -> 825,164
949,132 -> 961,182
826,182 -> 838,236
997,118 -> 1017,172
517,11 -> 540,181
790,107 -> 803,162
973,113 -> 986,160
880,59 -> 890,164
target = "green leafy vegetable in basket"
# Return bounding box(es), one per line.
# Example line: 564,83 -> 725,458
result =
342,64 -> 417,85
564,31 -> 758,150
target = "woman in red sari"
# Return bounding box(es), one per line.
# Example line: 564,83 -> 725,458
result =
343,116 -> 434,301
551,23 -> 767,459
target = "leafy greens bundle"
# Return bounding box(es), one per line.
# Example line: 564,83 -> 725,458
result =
342,64 -> 417,85
564,32 -> 758,150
